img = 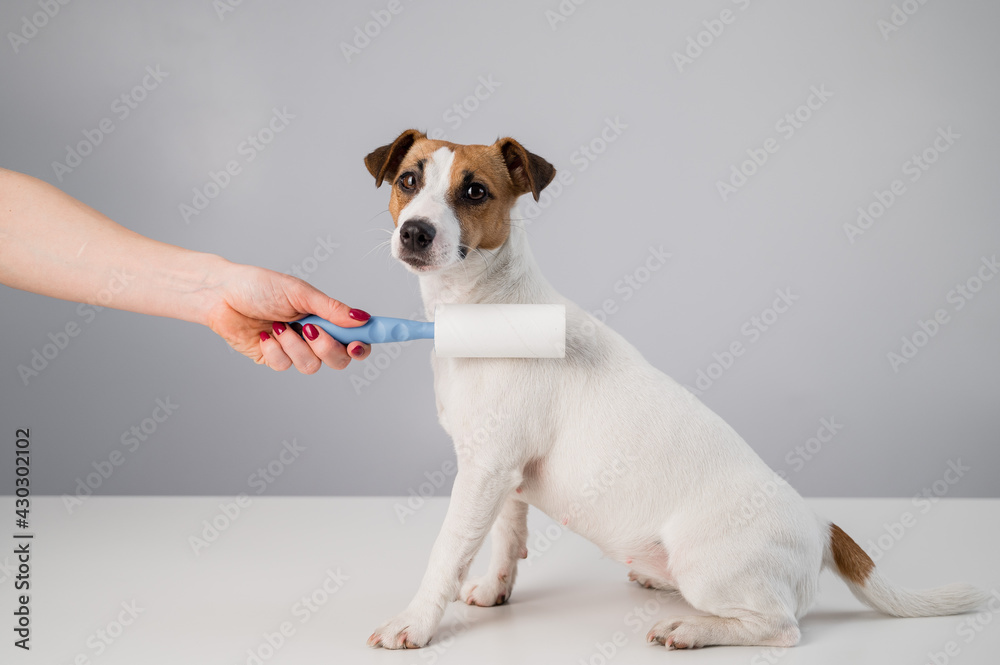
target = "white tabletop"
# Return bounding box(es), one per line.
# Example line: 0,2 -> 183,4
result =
3,497 -> 998,665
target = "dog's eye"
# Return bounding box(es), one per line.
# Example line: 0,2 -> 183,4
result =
465,183 -> 488,201
399,173 -> 417,191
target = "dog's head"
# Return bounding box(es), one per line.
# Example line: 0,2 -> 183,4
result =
365,129 -> 555,273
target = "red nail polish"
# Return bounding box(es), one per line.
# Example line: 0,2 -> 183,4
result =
260,331 -> 270,341
349,308 -> 371,322
350,345 -> 365,357
272,322 -> 286,336
303,324 -> 319,341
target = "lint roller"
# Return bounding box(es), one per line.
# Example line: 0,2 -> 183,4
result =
295,304 -> 565,358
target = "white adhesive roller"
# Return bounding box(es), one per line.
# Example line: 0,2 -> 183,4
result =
434,304 -> 565,358
295,304 -> 566,359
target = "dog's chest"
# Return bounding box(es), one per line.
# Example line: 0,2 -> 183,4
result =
430,355 -> 544,435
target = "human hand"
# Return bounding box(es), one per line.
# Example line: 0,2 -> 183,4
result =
205,262 -> 371,372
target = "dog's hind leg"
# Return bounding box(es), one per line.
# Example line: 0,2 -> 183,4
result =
645,553 -> 809,648
628,570 -> 678,593
460,495 -> 528,606
647,612 -> 801,649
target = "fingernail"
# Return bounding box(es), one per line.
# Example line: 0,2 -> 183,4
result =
350,345 -> 365,357
272,322 -> 286,336
260,331 -> 270,341
349,308 -> 371,322
303,324 -> 319,341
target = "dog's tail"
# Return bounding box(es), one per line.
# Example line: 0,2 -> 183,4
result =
823,523 -> 989,617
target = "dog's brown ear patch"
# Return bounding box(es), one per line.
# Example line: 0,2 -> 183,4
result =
830,523 -> 875,585
365,129 -> 426,187
497,138 -> 555,201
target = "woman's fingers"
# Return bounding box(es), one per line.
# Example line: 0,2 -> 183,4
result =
267,322 -> 324,373
302,323 -> 373,369
260,322 -> 371,373
346,340 -> 371,361
258,331 -> 293,371
298,322 -> 349,370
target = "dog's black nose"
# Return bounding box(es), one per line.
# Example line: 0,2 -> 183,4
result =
399,218 -> 436,252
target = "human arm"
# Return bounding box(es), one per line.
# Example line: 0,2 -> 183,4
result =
0,167 -> 369,371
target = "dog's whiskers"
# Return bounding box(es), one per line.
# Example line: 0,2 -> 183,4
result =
360,239 -> 393,262
363,208 -> 393,225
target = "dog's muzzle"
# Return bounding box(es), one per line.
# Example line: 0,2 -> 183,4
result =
399,218 -> 436,253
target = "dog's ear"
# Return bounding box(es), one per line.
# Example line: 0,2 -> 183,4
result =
497,138 -> 556,202
365,129 -> 425,187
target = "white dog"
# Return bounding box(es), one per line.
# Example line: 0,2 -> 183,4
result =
363,129 -> 987,650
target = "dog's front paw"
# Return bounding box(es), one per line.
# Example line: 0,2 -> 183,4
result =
460,570 -> 514,607
367,608 -> 437,649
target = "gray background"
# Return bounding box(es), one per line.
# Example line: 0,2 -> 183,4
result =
1,0 -> 998,499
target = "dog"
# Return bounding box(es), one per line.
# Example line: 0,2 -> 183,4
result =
362,129 -> 987,650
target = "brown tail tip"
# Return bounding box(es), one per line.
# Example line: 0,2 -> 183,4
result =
830,523 -> 875,585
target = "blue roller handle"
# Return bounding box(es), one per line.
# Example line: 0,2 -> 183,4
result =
295,315 -> 434,346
